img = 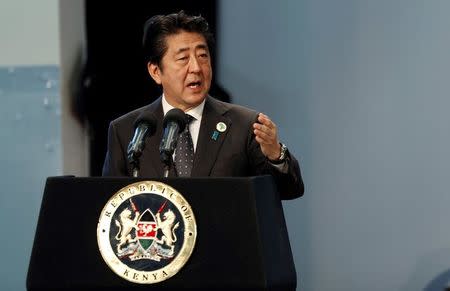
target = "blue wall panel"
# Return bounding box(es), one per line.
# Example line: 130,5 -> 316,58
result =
0,66 -> 61,290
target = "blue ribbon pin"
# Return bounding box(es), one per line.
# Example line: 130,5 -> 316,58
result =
211,131 -> 220,141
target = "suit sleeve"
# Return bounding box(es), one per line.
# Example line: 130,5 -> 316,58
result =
267,148 -> 304,200
102,122 -> 128,176
246,121 -> 304,200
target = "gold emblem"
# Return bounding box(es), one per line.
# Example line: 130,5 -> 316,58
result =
97,181 -> 197,284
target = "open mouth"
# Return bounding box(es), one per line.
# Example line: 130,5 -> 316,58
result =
187,81 -> 201,89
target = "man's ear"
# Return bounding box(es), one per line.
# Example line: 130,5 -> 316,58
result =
147,62 -> 162,84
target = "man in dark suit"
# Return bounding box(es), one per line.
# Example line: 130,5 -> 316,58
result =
102,11 -> 304,200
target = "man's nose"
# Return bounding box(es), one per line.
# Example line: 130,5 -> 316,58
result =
188,56 -> 201,73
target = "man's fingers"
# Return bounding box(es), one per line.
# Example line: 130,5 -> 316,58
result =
254,114 -> 277,141
254,128 -> 272,143
255,135 -> 264,144
257,113 -> 274,129
253,123 -> 275,139
254,113 -> 282,160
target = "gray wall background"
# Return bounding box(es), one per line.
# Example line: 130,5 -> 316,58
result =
0,0 -> 59,65
218,0 -> 450,290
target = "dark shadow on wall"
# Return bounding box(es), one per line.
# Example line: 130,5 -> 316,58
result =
73,1 -> 232,176
424,269 -> 450,291
401,247 -> 450,291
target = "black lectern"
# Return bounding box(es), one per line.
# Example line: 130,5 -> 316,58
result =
27,176 -> 297,290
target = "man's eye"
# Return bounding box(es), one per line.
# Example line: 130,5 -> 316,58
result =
177,56 -> 188,61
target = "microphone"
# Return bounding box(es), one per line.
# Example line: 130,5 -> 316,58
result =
127,111 -> 157,177
159,108 -> 188,176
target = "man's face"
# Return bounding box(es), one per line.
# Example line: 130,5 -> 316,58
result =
148,30 -> 212,111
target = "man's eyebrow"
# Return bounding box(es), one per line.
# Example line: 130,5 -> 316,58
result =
175,47 -> 189,54
196,44 -> 208,50
174,44 -> 208,54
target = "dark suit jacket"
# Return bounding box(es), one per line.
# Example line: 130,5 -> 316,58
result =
102,96 -> 304,199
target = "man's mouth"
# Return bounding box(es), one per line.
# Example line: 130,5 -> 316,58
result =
187,81 -> 201,89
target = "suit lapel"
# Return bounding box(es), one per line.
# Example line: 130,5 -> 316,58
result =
191,97 -> 231,177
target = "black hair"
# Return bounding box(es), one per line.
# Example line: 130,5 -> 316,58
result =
142,10 -> 214,68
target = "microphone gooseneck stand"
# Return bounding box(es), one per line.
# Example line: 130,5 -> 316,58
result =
130,159 -> 140,178
161,151 -> 173,178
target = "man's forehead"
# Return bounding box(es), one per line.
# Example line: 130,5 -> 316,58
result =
174,44 -> 208,54
166,31 -> 208,52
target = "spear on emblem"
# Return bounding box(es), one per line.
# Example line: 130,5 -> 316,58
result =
130,198 -> 139,213
155,201 -> 168,231
157,200 -> 168,214
129,198 -> 140,226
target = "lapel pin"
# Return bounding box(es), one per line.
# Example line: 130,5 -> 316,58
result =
211,131 -> 219,141
216,122 -> 227,132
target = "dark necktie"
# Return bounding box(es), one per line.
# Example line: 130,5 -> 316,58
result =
175,114 -> 195,177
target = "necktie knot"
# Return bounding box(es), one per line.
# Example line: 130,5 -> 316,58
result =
185,114 -> 194,127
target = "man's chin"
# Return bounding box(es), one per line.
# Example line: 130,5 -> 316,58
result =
176,94 -> 206,111
185,93 -> 207,103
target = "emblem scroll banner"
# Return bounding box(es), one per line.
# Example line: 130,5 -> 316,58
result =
97,181 -> 197,284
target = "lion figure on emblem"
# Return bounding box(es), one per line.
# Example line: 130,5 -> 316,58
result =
115,208 -> 140,253
155,209 -> 180,251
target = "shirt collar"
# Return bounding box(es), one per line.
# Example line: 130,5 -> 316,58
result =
161,94 -> 205,121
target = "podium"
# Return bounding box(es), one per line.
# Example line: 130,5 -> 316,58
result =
27,176 -> 297,290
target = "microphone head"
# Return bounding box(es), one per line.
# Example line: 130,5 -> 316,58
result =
128,111 -> 157,165
163,108 -> 188,132
134,111 -> 157,136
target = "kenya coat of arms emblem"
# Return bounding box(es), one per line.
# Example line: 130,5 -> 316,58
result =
97,181 -> 196,284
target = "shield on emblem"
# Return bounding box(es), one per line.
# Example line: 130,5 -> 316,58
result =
136,209 -> 157,250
